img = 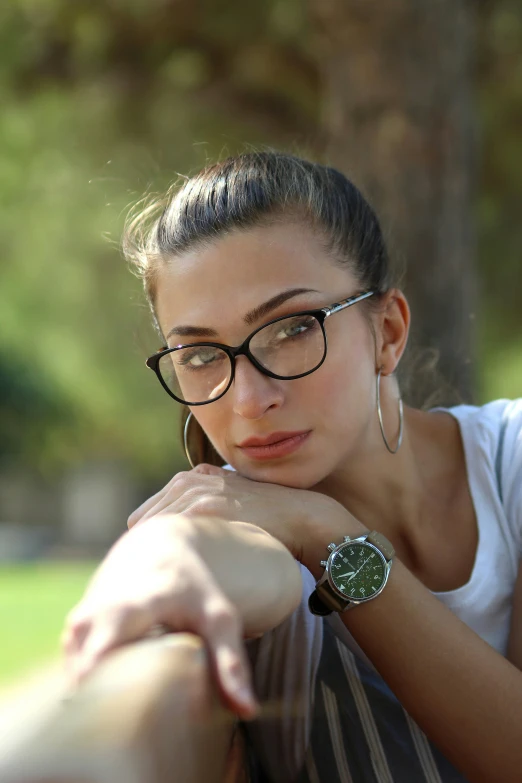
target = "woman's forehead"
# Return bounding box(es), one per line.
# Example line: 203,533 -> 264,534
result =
155,222 -> 356,327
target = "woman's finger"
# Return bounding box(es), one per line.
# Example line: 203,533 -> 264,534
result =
154,553 -> 259,718
65,604 -> 155,684
128,465 -> 229,529
127,473 -> 188,528
61,615 -> 91,656
212,636 -> 259,720
61,617 -> 92,686
198,598 -> 259,720
136,493 -> 190,525
136,474 -> 217,525
127,487 -> 170,529
128,470 -> 202,528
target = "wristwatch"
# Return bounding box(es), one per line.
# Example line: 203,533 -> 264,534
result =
308,530 -> 394,616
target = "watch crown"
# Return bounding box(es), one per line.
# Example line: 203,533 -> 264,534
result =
327,542 -> 337,552
320,560 -> 328,567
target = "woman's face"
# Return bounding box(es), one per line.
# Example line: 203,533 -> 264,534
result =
154,221 -> 380,489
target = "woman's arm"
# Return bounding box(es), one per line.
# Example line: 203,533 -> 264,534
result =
62,513 -> 302,718
507,560 -> 522,669
181,514 -> 303,637
305,523 -> 522,783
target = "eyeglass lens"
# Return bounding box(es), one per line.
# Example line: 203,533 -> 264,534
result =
158,313 -> 325,404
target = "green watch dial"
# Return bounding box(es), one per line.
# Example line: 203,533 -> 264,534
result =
329,542 -> 386,600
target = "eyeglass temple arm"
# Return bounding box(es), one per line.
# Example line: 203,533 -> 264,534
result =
322,290 -> 376,318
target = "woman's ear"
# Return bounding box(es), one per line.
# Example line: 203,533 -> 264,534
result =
376,289 -> 410,374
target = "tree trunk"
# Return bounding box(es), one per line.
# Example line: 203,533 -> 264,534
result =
311,0 -> 477,407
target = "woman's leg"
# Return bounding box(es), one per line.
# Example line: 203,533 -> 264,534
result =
166,633 -> 252,783
0,633 -> 242,783
131,631 -> 241,783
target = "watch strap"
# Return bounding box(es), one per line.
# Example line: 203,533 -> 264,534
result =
315,579 -> 349,613
309,579 -> 350,615
366,530 -> 395,561
308,588 -> 334,616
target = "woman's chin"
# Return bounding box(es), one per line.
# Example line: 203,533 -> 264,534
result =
231,458 -> 325,490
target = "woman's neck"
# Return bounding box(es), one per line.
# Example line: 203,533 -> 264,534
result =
312,406 -> 465,547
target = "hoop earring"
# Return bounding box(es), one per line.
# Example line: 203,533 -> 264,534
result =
376,367 -> 404,454
183,411 -> 196,468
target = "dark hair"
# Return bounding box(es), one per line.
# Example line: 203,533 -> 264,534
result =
123,150 -> 398,466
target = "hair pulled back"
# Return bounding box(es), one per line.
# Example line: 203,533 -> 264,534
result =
123,150 -> 396,466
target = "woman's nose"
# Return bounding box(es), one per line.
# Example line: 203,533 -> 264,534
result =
231,356 -> 284,419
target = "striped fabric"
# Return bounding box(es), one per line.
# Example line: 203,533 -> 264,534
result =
292,621 -> 468,783
245,617 -> 469,782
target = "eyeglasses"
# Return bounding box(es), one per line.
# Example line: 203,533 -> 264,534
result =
146,290 -> 376,406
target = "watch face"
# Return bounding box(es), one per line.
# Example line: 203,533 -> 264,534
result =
329,542 -> 387,601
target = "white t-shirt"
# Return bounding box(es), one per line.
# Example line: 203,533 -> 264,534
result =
243,398 -> 522,781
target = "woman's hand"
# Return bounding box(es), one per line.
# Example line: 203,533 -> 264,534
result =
127,464 -> 359,567
61,515 -> 259,720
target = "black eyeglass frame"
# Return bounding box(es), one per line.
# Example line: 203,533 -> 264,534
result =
146,290 -> 376,406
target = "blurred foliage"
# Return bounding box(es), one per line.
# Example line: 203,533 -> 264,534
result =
477,0 -> 522,400
0,0 -> 520,480
0,0 -> 318,478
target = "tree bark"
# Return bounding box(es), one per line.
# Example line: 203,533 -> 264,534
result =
311,0 -> 477,407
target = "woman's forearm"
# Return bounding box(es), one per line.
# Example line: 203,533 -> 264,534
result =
300,510 -> 522,782
338,558 -> 522,783
179,514 -> 303,637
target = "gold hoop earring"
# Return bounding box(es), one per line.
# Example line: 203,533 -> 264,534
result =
183,411 -> 196,468
376,368 -> 403,454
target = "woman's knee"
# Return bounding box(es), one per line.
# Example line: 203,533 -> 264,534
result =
145,632 -> 239,780
159,632 -> 231,720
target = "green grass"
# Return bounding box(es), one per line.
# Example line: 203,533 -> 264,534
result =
0,561 -> 98,687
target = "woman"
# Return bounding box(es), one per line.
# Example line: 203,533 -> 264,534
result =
62,151 -> 522,783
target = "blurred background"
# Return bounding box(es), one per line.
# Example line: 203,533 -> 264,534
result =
0,0 -> 521,687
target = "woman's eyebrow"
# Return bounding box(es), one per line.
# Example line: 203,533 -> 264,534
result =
166,324 -> 218,339
243,287 -> 319,325
165,287 -> 319,340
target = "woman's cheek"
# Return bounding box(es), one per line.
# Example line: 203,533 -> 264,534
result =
307,354 -> 374,437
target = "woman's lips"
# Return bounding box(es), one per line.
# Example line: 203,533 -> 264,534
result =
237,431 -> 311,460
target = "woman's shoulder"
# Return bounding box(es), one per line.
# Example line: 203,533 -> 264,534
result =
438,397 -> 522,457
442,397 -> 522,429
450,398 -> 522,542
434,399 -> 522,527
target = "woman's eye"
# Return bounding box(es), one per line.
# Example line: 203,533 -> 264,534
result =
177,348 -> 222,368
280,325 -> 304,338
277,317 -> 316,339
188,354 -> 210,367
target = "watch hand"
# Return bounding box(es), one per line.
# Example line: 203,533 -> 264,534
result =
337,571 -> 356,579
347,555 -> 372,581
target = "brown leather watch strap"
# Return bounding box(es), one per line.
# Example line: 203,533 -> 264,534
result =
367,530 -> 395,561
308,589 -> 333,616
315,580 -> 349,613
